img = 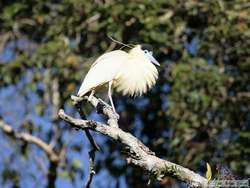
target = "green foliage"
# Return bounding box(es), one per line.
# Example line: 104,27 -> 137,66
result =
168,59 -> 231,128
2,168 -> 20,187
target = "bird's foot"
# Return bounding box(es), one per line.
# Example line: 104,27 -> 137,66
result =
87,91 -> 95,102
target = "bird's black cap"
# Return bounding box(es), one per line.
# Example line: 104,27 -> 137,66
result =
140,44 -> 153,52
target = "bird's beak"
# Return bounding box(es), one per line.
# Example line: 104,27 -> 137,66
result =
145,51 -> 160,66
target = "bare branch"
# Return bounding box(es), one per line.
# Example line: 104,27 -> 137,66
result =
71,95 -> 119,127
58,96 -> 209,188
0,120 -> 61,188
85,149 -> 96,188
51,78 -> 60,120
0,120 -> 59,163
47,160 -> 58,188
71,95 -> 101,188
72,96 -> 100,151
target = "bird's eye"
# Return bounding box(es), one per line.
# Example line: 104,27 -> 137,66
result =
144,50 -> 153,56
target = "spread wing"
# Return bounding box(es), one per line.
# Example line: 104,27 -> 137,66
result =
77,50 -> 128,96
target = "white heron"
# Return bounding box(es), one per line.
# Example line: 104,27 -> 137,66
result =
77,43 -> 160,112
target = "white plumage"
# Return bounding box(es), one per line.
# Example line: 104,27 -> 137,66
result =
77,44 -> 159,111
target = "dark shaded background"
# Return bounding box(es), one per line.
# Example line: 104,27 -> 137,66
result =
0,0 -> 249,187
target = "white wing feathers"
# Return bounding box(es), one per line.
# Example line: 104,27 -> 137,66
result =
77,50 -> 128,97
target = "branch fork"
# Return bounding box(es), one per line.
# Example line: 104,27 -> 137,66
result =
71,95 -> 119,127
59,95 -> 208,188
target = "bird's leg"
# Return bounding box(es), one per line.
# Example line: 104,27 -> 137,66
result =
88,90 -> 95,101
108,81 -> 116,112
